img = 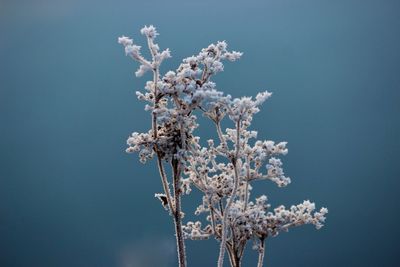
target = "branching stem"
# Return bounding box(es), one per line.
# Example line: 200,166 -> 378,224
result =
151,64 -> 186,267
217,120 -> 241,267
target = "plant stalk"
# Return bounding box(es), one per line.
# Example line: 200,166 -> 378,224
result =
217,120 -> 241,267
227,244 -> 241,267
257,238 -> 266,267
172,158 -> 187,267
151,66 -> 185,266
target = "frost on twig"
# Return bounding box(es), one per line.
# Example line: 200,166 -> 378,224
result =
119,25 -> 328,267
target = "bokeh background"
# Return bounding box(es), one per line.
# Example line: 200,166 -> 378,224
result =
1,0 -> 399,266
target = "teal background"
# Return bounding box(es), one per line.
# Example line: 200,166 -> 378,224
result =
1,0 -> 399,266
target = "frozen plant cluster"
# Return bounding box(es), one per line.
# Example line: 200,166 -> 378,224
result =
118,25 -> 328,267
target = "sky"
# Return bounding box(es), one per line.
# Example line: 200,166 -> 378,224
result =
1,0 -> 400,266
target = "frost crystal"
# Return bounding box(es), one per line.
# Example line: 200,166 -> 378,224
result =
118,25 -> 328,267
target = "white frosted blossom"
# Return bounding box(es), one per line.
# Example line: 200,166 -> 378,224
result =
117,36 -> 133,46
265,157 -> 291,187
140,25 -> 159,39
119,25 -> 328,267
135,64 -> 152,77
126,131 -> 155,163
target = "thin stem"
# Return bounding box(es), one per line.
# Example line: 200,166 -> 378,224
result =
215,121 -> 226,145
227,244 -> 241,267
219,199 -> 224,215
155,154 -> 174,214
209,204 -> 218,236
152,65 -> 174,214
152,69 -> 159,139
172,159 -> 187,267
257,238 -> 266,267
243,155 -> 250,211
146,35 -> 157,62
217,120 -> 241,267
237,240 -> 246,260
243,181 -> 249,210
235,120 -> 240,159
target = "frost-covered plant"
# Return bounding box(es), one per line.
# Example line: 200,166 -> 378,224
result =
118,25 -> 328,267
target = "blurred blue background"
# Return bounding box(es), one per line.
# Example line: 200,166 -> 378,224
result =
1,0 -> 399,266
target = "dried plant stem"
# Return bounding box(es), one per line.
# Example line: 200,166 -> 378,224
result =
172,159 -> 187,267
227,245 -> 241,267
257,238 -> 266,267
152,68 -> 186,266
215,120 -> 226,145
152,69 -> 159,139
152,68 -> 174,214
155,154 -> 174,213
243,156 -> 250,211
217,120 -> 241,267
210,204 -> 218,236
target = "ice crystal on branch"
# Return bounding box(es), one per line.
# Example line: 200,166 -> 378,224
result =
118,25 -> 328,267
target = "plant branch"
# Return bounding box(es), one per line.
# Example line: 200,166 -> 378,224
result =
155,154 -> 174,213
244,155 -> 250,211
151,64 -> 175,214
257,238 -> 266,267
172,158 -> 187,267
217,119 -> 241,267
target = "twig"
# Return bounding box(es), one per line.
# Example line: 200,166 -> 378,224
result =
257,238 -> 266,267
217,120 -> 241,267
